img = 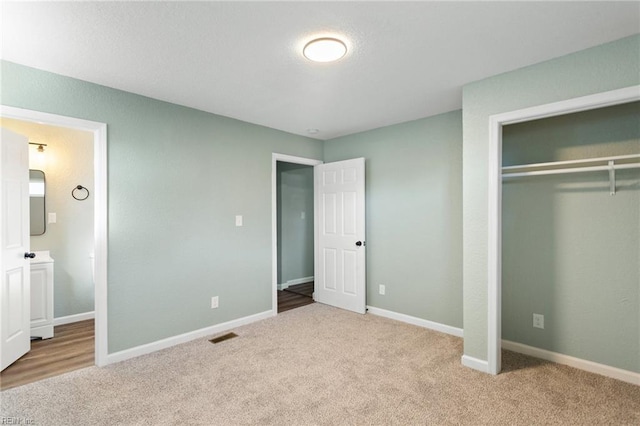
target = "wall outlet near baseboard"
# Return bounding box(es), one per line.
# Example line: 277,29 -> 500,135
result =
211,296 -> 219,309
533,313 -> 544,329
379,285 -> 386,295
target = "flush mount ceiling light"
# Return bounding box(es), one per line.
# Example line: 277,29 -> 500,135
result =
303,38 -> 347,63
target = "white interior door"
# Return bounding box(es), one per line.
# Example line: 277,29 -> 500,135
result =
1,128 -> 31,371
314,158 -> 366,314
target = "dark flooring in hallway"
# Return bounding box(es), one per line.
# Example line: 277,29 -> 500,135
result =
278,282 -> 314,312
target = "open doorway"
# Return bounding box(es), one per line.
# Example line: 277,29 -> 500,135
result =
0,106 -> 107,388
271,153 -> 367,315
276,161 -> 315,312
271,154 -> 322,314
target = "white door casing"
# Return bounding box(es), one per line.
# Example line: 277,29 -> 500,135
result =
314,158 -> 366,314
482,85 -> 640,376
1,128 -> 31,371
271,153 -> 323,315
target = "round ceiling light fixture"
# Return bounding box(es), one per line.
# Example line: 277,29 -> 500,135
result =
303,37 -> 347,63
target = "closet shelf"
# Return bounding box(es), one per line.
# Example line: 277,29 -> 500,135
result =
502,154 -> 640,175
501,154 -> 640,195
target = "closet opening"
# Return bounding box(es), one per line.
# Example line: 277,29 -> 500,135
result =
487,86 -> 640,384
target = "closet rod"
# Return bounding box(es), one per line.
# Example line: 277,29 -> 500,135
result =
502,153 -> 640,173
502,162 -> 640,179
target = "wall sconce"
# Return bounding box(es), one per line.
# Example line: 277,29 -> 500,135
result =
29,142 -> 47,153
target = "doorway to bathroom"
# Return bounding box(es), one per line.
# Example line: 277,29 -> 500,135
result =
0,106 -> 107,389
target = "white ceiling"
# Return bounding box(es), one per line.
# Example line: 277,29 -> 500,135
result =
2,2 -> 638,140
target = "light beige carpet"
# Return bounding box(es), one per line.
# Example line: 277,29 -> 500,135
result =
2,303 -> 638,425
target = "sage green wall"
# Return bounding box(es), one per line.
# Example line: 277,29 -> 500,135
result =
1,60 -> 323,353
502,102 -> 639,373
1,118 -> 96,319
276,162 -> 314,284
324,110 -> 463,328
462,35 -> 640,362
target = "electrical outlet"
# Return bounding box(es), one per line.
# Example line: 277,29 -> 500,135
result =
533,313 -> 544,329
211,296 -> 219,309
235,215 -> 243,227
379,285 -> 386,295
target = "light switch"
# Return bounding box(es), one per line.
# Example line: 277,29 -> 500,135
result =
235,215 -> 243,227
48,212 -> 57,224
301,211 -> 306,220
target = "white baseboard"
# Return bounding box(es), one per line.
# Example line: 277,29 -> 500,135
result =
502,340 -> 640,386
278,276 -> 314,291
365,306 -> 463,337
461,355 -> 489,373
106,310 -> 275,365
54,311 -> 95,326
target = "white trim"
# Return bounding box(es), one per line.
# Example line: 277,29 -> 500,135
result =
271,153 -> 322,316
366,306 -> 463,338
1,105 -> 109,367
278,275 -> 314,290
286,276 -> 314,286
486,85 -> 640,376
54,311 -> 95,326
461,355 -> 489,373
107,310 -> 274,365
488,112 -> 502,376
491,86 -> 640,127
502,340 -> 640,386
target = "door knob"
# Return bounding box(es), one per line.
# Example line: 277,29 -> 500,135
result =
355,241 -> 363,247
24,252 -> 36,259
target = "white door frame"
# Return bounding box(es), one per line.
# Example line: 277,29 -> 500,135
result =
271,153 -> 322,315
1,105 -> 109,367
486,85 -> 640,375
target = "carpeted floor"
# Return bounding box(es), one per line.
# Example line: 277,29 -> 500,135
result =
2,303 -> 638,425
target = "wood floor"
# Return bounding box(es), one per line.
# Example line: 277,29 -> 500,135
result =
1,319 -> 94,391
278,282 -> 315,312
1,288 -> 312,390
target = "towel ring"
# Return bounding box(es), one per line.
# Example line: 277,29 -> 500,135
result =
72,185 -> 90,201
